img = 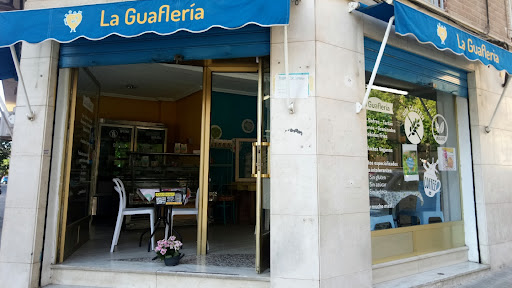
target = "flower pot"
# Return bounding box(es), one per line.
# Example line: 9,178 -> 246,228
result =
164,254 -> 184,266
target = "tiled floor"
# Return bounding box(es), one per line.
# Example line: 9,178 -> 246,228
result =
57,221 -> 269,279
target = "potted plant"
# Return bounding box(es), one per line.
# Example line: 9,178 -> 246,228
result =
155,236 -> 184,266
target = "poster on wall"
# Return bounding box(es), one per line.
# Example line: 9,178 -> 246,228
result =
274,73 -> 310,99
438,147 -> 457,171
402,144 -> 419,182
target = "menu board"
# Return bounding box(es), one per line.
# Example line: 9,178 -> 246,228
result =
155,188 -> 185,206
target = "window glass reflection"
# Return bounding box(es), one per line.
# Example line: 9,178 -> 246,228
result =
367,89 -> 461,230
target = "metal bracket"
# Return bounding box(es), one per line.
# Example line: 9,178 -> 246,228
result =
348,2 -> 361,13
485,75 -> 510,133
283,25 -> 294,114
356,16 -> 395,113
10,45 -> 35,121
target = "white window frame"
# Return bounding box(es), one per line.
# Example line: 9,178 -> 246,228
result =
424,0 -> 444,9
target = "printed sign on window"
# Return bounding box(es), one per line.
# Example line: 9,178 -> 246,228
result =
402,144 -> 419,182
438,147 -> 457,171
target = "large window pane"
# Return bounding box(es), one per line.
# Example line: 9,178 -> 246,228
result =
367,88 -> 462,231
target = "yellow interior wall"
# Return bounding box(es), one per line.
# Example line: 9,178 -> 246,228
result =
175,90 -> 203,152
99,97 -> 163,123
98,94 -> 202,152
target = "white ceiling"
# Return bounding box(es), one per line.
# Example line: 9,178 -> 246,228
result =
78,63 -> 258,101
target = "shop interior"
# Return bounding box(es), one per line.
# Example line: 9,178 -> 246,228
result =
60,60 -> 268,275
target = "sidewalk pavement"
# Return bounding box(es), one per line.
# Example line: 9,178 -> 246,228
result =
460,265 -> 512,288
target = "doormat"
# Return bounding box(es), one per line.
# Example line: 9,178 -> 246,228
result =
181,254 -> 255,268
115,254 -> 255,268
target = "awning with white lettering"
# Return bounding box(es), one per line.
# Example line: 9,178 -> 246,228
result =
352,1 -> 512,74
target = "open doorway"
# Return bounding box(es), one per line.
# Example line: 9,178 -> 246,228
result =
57,58 -> 270,275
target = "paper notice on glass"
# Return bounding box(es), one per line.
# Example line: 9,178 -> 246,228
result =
438,147 -> 457,171
402,144 -> 419,182
274,73 -> 310,99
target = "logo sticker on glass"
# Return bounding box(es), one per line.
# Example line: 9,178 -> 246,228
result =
432,114 -> 448,145
422,158 -> 441,197
403,107 -> 424,144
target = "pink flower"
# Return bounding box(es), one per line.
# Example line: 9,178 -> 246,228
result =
160,248 -> 167,255
169,236 -> 176,241
155,246 -> 161,252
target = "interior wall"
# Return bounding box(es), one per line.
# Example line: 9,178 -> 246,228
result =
210,91 -> 257,140
175,90 -> 203,152
97,90 -> 256,155
98,94 -> 206,153
98,96 -> 165,123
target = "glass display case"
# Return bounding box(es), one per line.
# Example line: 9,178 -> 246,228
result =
97,125 -> 134,181
128,152 -> 200,205
95,120 -> 168,214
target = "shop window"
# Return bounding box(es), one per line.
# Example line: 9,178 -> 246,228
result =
367,87 -> 462,231
423,0 -> 444,9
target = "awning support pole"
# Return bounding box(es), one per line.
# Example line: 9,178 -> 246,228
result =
284,25 -> 294,114
10,45 -> 35,121
485,77 -> 510,133
356,15 -> 395,114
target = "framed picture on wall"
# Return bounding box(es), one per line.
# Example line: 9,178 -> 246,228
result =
235,138 -> 257,182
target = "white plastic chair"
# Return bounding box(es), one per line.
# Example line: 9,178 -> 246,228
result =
165,188 -> 199,239
111,178 -> 155,252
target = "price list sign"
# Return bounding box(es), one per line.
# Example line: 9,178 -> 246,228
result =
155,188 -> 185,206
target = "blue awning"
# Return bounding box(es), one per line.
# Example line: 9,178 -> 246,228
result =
355,1 -> 512,74
0,0 -> 289,47
0,0 -> 288,80
0,47 -> 16,80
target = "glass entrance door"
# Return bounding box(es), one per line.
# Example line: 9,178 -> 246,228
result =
254,59 -> 270,273
198,59 -> 270,273
59,68 -> 100,261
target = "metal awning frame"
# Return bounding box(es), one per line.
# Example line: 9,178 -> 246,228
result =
350,0 -> 395,114
9,45 -> 34,121
350,0 -> 509,131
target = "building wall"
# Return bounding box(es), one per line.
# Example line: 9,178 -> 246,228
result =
270,1 -> 372,287
1,0 -> 512,287
0,41 -> 59,287
470,65 -> 512,270
415,0 -> 511,42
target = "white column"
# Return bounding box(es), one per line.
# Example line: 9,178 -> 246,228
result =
270,1 -> 372,287
0,41 -> 59,287
469,66 -> 512,269
315,1 -> 371,287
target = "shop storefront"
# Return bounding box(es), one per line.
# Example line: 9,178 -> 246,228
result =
354,0 -> 512,283
1,1 -> 512,287
0,0 -> 286,286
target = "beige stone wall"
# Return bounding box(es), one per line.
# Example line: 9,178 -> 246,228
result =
469,64 -> 512,269
270,1 -> 372,287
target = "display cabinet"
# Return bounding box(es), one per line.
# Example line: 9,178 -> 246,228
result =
127,152 -> 200,206
95,120 -> 168,214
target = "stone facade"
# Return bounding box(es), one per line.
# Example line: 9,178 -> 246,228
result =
0,0 -> 512,287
